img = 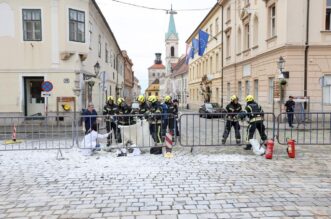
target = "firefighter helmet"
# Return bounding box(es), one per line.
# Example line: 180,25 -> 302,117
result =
164,95 -> 172,103
137,95 -> 145,103
245,95 -> 254,102
230,95 -> 238,102
117,97 -> 125,105
107,96 -> 114,102
148,95 -> 157,103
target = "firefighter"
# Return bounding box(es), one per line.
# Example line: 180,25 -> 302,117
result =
243,95 -> 267,150
103,96 -> 121,146
148,95 -> 163,145
164,96 -> 177,136
137,95 -> 149,118
117,97 -> 133,126
222,95 -> 242,145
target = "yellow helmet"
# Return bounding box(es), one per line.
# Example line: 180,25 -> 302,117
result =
245,95 -> 254,102
137,95 -> 145,103
117,97 -> 125,105
164,95 -> 172,103
148,95 -> 157,103
107,96 -> 114,102
230,95 -> 238,101
62,104 -> 71,111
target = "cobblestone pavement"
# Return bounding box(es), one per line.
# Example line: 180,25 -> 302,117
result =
0,144 -> 330,219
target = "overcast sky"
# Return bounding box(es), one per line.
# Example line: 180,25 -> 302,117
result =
96,0 -> 217,92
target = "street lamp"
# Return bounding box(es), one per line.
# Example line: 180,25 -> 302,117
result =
94,61 -> 100,77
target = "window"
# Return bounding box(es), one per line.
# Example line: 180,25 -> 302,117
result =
238,81 -> 242,101
215,18 -> 219,34
210,57 -> 213,74
22,9 -> 42,41
269,5 -> 276,37
226,34 -> 231,57
152,73 -> 155,77
227,6 -> 231,21
244,23 -> 250,49
148,92 -> 151,96
326,0 -> 331,30
323,75 -> 331,104
113,72 -> 115,80
253,16 -> 258,46
105,43 -> 108,63
171,46 -> 175,57
210,24 -> 213,38
155,92 -> 158,96
254,79 -> 259,102
89,21 -> 93,49
216,54 -> 219,73
98,35 -> 101,58
216,88 -> 219,102
227,82 -> 231,101
245,80 -> 250,96
269,77 -> 274,104
237,28 -> 242,53
69,9 -> 85,42
109,85 -> 112,95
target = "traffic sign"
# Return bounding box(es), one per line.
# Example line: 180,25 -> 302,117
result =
41,81 -> 53,92
41,91 -> 51,97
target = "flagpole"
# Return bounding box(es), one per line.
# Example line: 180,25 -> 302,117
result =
221,5 -> 224,108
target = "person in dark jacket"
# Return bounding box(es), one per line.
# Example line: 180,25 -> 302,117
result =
83,102 -> 97,135
117,97 -> 133,126
243,95 -> 268,150
103,96 -> 121,146
148,95 -> 163,144
285,96 -> 295,128
172,99 -> 180,137
222,95 -> 242,144
137,95 -> 150,118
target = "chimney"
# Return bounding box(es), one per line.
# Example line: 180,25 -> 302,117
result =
155,53 -> 162,64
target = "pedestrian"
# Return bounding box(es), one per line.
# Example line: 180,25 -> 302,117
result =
243,95 -> 268,150
160,97 -> 169,141
222,95 -> 242,145
285,96 -> 295,128
148,95 -> 163,146
103,96 -> 121,147
163,95 -> 177,158
172,99 -> 180,137
83,102 -> 97,135
80,123 -> 112,156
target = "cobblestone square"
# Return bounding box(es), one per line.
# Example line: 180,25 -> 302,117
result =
0,144 -> 330,219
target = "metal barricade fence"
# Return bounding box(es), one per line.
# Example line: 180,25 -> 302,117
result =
178,112 -> 276,147
77,114 -> 178,150
0,116 -> 74,151
277,112 -> 331,145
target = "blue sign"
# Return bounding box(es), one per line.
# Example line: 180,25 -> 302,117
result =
41,81 -> 53,92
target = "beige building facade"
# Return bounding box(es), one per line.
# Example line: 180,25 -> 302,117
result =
0,0 -> 125,117
187,0 -> 331,113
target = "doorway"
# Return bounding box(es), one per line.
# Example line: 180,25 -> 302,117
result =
24,77 -> 44,116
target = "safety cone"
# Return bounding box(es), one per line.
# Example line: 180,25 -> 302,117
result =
4,124 -> 23,144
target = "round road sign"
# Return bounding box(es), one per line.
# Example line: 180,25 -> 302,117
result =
41,81 -> 53,92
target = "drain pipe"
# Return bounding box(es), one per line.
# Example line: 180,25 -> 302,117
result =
221,5 -> 224,108
304,0 -> 310,108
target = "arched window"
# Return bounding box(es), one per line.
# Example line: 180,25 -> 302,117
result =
253,16 -> 259,47
171,46 -> 175,57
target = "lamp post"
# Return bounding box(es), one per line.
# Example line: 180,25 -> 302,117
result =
277,56 -> 286,116
277,56 -> 285,78
94,61 -> 100,77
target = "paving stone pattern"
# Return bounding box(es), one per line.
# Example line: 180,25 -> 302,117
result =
0,144 -> 330,219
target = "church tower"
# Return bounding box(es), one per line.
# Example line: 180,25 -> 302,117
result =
165,6 -> 179,74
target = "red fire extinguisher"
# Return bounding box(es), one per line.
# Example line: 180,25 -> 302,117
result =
287,139 -> 296,158
265,139 -> 274,159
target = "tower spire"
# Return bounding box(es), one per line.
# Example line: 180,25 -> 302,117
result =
165,5 -> 178,40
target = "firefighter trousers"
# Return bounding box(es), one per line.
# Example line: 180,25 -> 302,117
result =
222,120 -> 241,140
150,122 -> 163,144
106,121 -> 122,144
246,121 -> 267,144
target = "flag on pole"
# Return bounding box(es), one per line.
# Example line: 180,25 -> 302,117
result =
185,44 -> 192,64
192,38 -> 199,53
198,30 -> 209,56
